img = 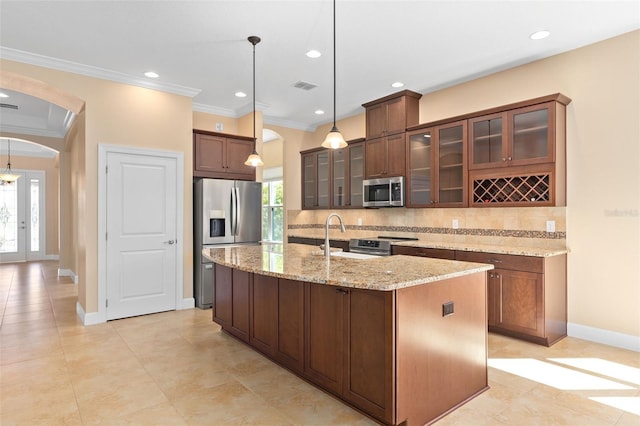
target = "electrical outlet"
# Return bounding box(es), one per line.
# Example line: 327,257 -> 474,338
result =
357,218 -> 363,226
546,220 -> 556,233
215,122 -> 224,131
452,219 -> 459,229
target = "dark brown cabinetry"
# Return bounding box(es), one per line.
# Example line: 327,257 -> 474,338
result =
193,130 -> 256,180
365,133 -> 406,178
455,251 -> 566,346
302,149 -> 330,209
363,90 -> 421,139
363,91 -> 421,180
406,120 -> 467,207
332,140 -> 365,208
213,264 -> 250,342
302,139 -> 365,210
468,95 -> 570,206
212,261 -> 488,426
304,283 -> 394,423
391,245 -> 456,260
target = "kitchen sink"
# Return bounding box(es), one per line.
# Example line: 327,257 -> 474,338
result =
331,251 -> 379,260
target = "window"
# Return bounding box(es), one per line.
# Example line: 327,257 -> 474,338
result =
262,180 -> 283,242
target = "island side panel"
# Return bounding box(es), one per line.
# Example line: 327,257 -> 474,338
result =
396,272 -> 488,426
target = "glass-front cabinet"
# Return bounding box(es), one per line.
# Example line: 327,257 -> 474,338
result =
406,120 -> 467,207
302,150 -> 330,209
348,142 -> 364,207
469,102 -> 555,169
331,141 -> 364,208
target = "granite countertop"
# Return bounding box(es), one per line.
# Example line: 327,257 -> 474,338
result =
288,232 -> 568,257
389,240 -> 568,257
202,243 -> 493,291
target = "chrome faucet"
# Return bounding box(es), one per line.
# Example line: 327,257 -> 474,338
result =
324,213 -> 346,258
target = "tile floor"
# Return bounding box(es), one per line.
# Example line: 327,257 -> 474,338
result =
1,261 -> 639,425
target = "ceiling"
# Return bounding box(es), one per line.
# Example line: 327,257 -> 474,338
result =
0,0 -> 638,145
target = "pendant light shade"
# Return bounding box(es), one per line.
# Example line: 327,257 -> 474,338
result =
0,139 -> 20,184
244,35 -> 264,167
321,0 -> 347,149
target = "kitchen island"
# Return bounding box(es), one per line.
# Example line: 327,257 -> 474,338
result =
203,243 -> 494,426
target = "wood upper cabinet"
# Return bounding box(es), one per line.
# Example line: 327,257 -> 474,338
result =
469,101 -> 559,169
193,130 -> 256,180
332,140 -> 365,208
406,120 -> 467,207
455,251 -> 567,346
301,149 -> 330,209
365,133 -> 406,179
363,90 -> 421,139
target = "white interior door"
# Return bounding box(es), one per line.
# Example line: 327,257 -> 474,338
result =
106,151 -> 178,320
0,170 -> 45,263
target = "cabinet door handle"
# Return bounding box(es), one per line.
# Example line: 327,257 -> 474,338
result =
498,275 -> 503,323
502,158 -> 507,162
488,259 -> 503,263
335,288 -> 349,294
507,157 -> 512,161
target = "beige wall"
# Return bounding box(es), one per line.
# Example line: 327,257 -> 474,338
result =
284,30 -> 640,341
0,60 -> 194,314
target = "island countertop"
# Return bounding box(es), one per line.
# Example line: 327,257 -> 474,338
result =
202,243 -> 493,291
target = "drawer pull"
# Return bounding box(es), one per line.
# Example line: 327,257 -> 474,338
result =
488,259 -> 503,263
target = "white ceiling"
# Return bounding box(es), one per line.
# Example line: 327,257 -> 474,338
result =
0,0 -> 638,142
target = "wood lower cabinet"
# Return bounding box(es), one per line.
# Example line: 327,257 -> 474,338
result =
213,265 -> 487,425
305,283 -> 345,395
275,279 -> 305,373
213,264 -> 250,342
391,245 -> 455,260
456,251 -> 566,346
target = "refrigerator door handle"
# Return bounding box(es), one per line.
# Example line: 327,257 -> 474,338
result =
234,186 -> 240,236
230,188 -> 236,237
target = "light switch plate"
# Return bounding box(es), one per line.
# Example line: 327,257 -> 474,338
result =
452,219 -> 459,229
215,122 -> 224,131
546,220 -> 556,232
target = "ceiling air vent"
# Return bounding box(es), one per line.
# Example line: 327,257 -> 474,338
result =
0,103 -> 19,110
293,80 -> 318,91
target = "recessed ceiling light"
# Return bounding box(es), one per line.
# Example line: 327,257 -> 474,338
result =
306,50 -> 321,59
530,30 -> 550,40
144,71 -> 159,78
235,92 -> 247,98
0,92 -> 9,98
315,110 -> 325,115
391,82 -> 404,88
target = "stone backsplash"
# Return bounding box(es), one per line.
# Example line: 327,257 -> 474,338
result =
287,207 -> 567,248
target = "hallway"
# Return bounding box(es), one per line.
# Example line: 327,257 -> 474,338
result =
1,261 -> 639,425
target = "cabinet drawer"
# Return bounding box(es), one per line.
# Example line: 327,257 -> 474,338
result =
455,251 -> 543,273
392,245 -> 456,260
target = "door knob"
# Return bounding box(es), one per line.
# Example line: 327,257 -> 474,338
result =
164,240 -> 175,245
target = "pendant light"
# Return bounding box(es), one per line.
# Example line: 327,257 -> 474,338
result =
244,35 -> 264,167
321,0 -> 347,149
0,139 -> 20,184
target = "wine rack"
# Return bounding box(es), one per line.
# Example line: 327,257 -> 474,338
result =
472,173 -> 551,205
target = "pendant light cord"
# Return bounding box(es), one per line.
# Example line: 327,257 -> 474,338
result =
332,0 -> 337,129
253,40 -> 256,146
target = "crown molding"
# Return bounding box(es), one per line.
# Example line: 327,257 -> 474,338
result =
0,47 -> 201,98
0,123 -> 65,139
263,116 -> 315,132
192,102 -> 236,117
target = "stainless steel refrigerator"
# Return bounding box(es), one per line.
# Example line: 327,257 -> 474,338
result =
194,178 -> 262,308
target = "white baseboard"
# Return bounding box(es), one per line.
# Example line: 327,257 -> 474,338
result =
76,302 -> 105,326
58,268 -> 78,284
568,322 -> 640,352
181,298 -> 195,309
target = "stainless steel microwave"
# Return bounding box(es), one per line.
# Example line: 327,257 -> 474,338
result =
363,176 -> 404,207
